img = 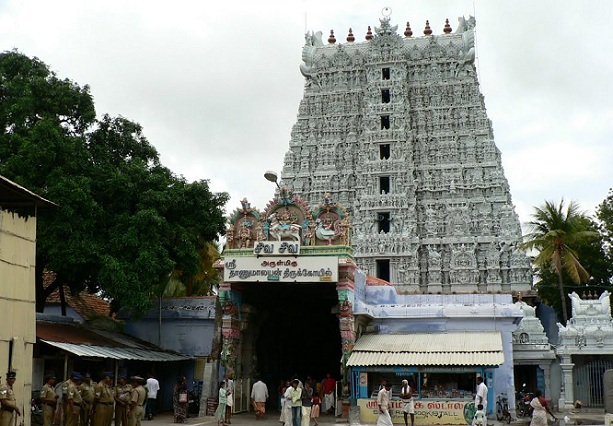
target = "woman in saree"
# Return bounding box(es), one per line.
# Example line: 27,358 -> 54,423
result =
530,389 -> 556,426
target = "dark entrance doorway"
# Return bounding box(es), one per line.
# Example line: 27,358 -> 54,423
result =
241,281 -> 341,395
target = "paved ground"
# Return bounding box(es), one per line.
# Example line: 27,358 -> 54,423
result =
144,409 -> 607,426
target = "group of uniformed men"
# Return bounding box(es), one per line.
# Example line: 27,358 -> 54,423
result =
37,371 -> 147,426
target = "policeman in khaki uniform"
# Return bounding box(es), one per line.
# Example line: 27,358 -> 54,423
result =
40,374 -> 59,426
79,373 -> 96,426
66,372 -> 84,426
91,372 -> 115,426
0,372 -> 22,426
114,375 -> 132,426
127,377 -> 146,426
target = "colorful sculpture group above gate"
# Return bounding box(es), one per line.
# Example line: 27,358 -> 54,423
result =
225,190 -> 351,250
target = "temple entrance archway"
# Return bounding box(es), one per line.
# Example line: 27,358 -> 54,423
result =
241,282 -> 342,391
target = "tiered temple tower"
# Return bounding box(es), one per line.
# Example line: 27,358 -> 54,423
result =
279,14 -> 532,294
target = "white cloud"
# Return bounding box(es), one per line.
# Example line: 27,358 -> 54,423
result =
1,0 -> 612,225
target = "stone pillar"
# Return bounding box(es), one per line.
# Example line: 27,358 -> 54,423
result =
538,363 -> 553,403
559,357 -> 575,411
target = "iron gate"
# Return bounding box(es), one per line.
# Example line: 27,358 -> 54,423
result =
231,378 -> 252,413
575,359 -> 613,407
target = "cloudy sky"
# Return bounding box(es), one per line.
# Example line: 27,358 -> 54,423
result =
1,0 -> 612,226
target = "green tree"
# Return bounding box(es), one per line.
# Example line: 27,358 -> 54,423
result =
0,50 -> 229,317
520,200 -> 599,323
532,215 -> 611,316
597,188 -> 613,260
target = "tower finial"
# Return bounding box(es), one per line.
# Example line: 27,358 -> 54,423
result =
347,28 -> 355,43
443,18 -> 452,34
328,29 -> 336,44
404,22 -> 413,37
424,20 -> 432,36
365,26 -> 373,41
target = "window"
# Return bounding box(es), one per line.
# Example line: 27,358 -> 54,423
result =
379,176 -> 390,194
377,212 -> 391,233
381,115 -> 390,130
376,259 -> 390,282
379,144 -> 390,160
382,68 -> 390,80
381,89 -> 391,103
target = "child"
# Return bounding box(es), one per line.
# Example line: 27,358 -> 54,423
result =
311,391 -> 321,426
474,404 -> 485,426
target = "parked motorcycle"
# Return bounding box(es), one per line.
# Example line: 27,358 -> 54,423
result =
187,382 -> 202,416
516,384 -> 534,417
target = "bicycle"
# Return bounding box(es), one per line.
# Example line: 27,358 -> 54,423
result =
496,393 -> 512,424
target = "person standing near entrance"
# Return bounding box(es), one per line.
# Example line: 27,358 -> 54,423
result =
289,379 -> 302,426
225,373 -> 234,425
66,372 -> 84,426
115,375 -> 132,426
400,379 -> 414,426
300,381 -> 313,426
92,372 -> 115,426
80,373 -> 96,426
250,377 -> 268,420
473,377 -> 488,426
145,374 -> 159,421
322,374 -> 336,415
0,372 -> 22,426
128,376 -> 146,426
376,381 -> 393,426
41,374 -> 58,426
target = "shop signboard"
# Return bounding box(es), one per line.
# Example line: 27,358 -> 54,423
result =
357,399 -> 474,425
223,256 -> 338,282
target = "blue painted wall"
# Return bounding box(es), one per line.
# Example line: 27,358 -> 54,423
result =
120,297 -> 217,357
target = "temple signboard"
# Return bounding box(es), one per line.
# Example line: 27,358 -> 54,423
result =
224,256 -> 338,282
253,241 -> 300,256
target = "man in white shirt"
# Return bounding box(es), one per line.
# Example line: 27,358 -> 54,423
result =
474,376 -> 488,426
145,373 -> 160,420
251,378 -> 269,420
400,379 -> 414,426
377,381 -> 393,426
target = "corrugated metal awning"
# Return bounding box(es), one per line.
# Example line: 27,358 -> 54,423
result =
347,332 -> 504,367
41,340 -> 191,362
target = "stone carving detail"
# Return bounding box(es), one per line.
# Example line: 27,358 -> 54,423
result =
279,14 -> 531,293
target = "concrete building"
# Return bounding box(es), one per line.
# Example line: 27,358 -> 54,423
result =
0,175 -> 55,426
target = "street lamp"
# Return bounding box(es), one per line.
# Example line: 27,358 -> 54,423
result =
264,170 -> 280,189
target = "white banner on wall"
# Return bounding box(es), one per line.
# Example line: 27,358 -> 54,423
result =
223,256 -> 338,282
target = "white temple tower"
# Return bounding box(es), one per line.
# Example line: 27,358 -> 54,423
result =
279,14 -> 532,294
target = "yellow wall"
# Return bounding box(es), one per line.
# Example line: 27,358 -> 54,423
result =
0,209 -> 37,423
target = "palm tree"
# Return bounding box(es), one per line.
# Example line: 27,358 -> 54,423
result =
520,199 -> 598,323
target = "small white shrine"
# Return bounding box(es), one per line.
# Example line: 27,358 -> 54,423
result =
557,291 -> 613,409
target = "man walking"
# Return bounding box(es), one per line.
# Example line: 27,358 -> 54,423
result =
250,377 -> 269,420
376,381 -> 393,426
400,379 -> 414,426
144,374 -> 159,421
289,380 -> 302,426
301,382 -> 313,426
474,377 -> 488,426
322,374 -> 335,415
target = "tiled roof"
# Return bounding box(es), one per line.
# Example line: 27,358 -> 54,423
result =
366,275 -> 392,286
44,272 -> 112,319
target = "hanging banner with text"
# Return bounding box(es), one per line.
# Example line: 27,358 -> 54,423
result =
357,399 -> 474,425
223,256 -> 338,282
